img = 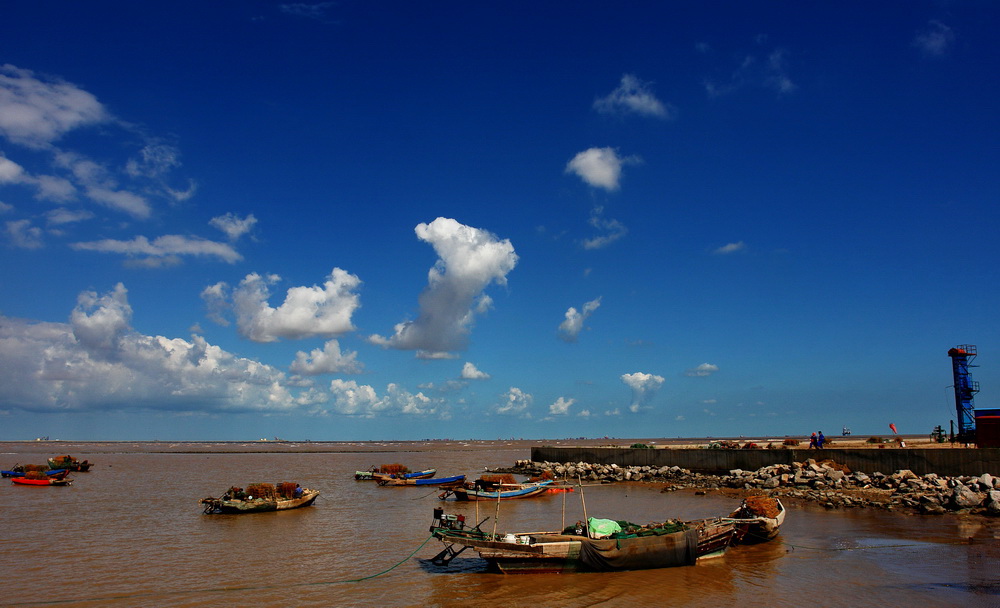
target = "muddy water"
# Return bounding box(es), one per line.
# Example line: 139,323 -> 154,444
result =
0,442 -> 997,607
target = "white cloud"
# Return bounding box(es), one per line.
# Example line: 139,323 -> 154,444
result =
549,396 -> 574,415
5,219 -> 43,249
914,20 -> 954,57
685,363 -> 719,377
594,74 -> 675,119
461,361 -> 490,380
713,241 -> 745,255
45,207 -> 93,226
124,143 -> 181,179
370,218 -> 517,356
324,379 -> 440,417
0,284 -> 298,414
210,212 -> 257,241
0,65 -> 194,222
232,268 -> 361,343
558,297 -> 601,342
71,235 -> 242,265
582,206 -> 628,250
289,339 -> 363,375
0,156 -> 27,183
621,372 -> 665,413
496,387 -> 532,416
565,147 -> 639,191
200,282 -> 231,326
0,64 -> 109,148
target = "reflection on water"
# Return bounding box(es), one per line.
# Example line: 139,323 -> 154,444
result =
0,442 -> 998,607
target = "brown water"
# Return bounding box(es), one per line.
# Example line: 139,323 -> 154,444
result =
1,441 -> 998,607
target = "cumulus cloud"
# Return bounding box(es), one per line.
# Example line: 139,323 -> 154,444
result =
685,363 -> 719,377
5,219 -> 43,249
324,379 -> 440,417
0,64 -> 109,148
594,74 -> 675,119
289,339 -> 363,375
232,268 -> 362,343
210,212 -> 257,241
71,235 -> 242,266
0,284 -> 299,414
461,362 -> 490,380
582,206 -> 627,250
496,387 -> 532,416
558,297 -> 601,342
549,396 -> 575,415
621,372 -> 665,413
565,147 -> 639,191
369,218 -> 518,357
713,241 -> 745,255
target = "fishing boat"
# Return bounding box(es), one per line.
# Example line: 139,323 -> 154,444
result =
377,474 -> 466,487
355,465 -> 436,481
2,468 -> 68,478
369,469 -> 437,482
47,456 -> 92,472
429,507 -> 740,573
439,480 -> 554,501
12,476 -> 72,487
728,496 -> 786,543
200,482 -> 319,514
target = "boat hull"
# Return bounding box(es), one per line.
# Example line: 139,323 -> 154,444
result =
378,474 -> 465,486
203,489 -> 319,514
434,527 -> 707,573
12,477 -> 71,486
444,481 -> 553,501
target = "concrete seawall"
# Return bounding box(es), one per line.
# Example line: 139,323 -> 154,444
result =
530,446 -> 1000,477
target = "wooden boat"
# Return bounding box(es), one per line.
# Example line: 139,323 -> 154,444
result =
355,465 -> 435,481
430,507 -> 740,573
200,483 -> 319,514
727,497 -> 785,543
12,476 -> 71,486
2,468 -> 68,478
439,480 -> 554,501
377,474 -> 466,487
47,456 -> 92,472
368,469 -> 437,482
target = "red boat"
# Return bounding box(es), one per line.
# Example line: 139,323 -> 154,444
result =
11,476 -> 71,486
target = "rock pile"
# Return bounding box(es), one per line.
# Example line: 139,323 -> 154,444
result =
509,458 -> 1000,516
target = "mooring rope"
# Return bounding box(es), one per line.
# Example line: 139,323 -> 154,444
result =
8,535 -> 438,607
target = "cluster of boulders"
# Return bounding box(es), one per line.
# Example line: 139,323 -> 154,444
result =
510,458 -> 1000,516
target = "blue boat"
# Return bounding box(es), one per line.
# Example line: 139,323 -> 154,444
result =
378,474 -> 466,487
1,468 -> 67,478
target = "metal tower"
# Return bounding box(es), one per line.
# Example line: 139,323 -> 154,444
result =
948,345 -> 979,441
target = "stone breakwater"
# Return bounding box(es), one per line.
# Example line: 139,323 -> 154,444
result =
511,458 -> 1000,516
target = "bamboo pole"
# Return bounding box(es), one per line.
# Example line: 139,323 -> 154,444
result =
578,475 -> 589,538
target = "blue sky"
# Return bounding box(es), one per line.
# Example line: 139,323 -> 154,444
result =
1,2 -> 998,441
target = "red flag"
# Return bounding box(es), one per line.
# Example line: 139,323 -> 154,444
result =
889,423 -> 898,434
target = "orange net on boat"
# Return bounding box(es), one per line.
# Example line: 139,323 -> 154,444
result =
24,471 -> 48,480
529,470 -> 555,481
379,464 -> 409,474
742,496 -> 780,518
245,483 -> 276,500
23,464 -> 48,472
278,482 -> 298,497
479,474 -> 517,485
